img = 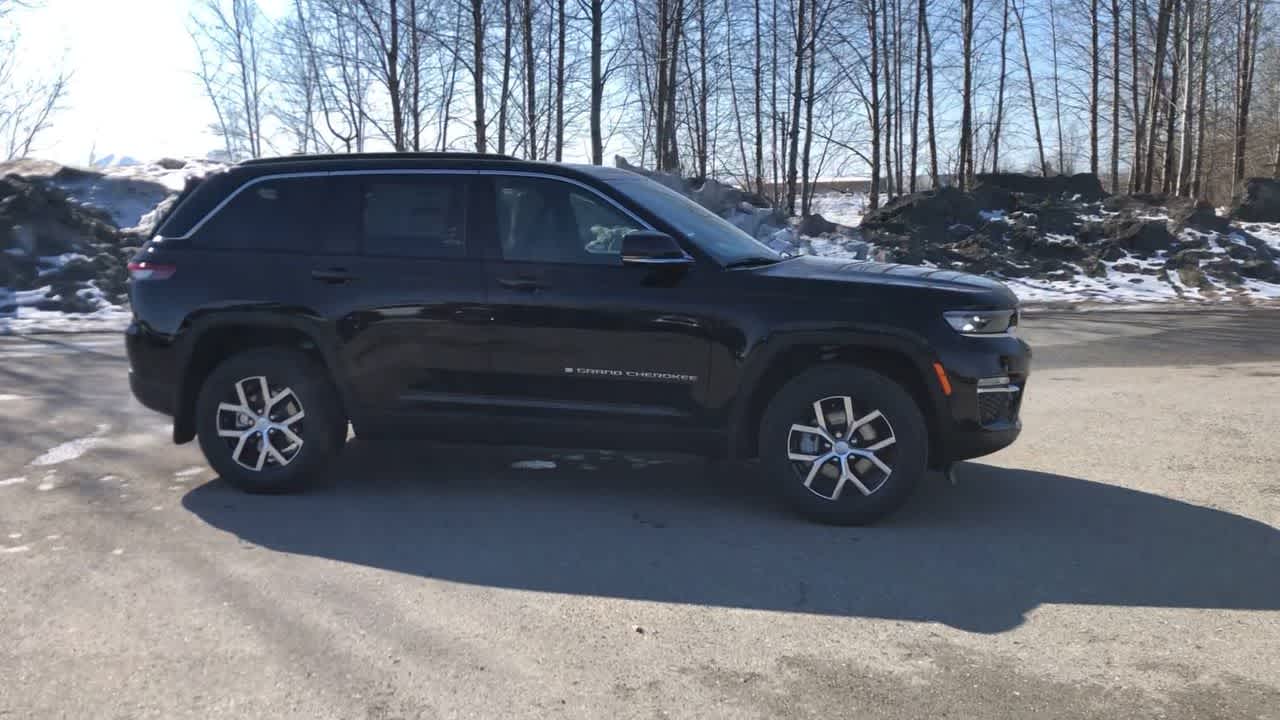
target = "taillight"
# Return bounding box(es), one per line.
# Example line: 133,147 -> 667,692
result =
127,261 -> 177,280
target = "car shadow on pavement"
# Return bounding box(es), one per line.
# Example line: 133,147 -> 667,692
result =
182,440 -> 1280,634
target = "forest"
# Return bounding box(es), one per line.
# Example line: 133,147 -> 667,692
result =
183,0 -> 1275,210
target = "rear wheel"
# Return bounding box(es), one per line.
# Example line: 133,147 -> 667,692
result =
759,365 -> 927,525
195,348 -> 346,493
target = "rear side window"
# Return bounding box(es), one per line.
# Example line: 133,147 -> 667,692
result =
361,177 -> 466,258
195,176 -> 330,253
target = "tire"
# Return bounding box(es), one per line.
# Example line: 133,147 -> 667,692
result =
195,348 -> 346,494
759,364 -> 927,525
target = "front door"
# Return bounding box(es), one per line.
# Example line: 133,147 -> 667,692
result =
478,173 -> 715,424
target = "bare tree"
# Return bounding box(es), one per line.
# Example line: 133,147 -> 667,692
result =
471,0 -> 487,152
1089,0 -> 1100,175
1140,0 -> 1175,192
1232,0 -> 1263,185
522,0 -> 537,158
553,0 -> 566,161
1049,0 -> 1065,173
1175,0 -> 1197,195
785,0 -> 807,213
1110,0 -> 1121,192
991,0 -> 1010,173
1190,0 -> 1211,196
191,0 -> 267,159
958,0 -> 974,189
1013,0 -> 1048,175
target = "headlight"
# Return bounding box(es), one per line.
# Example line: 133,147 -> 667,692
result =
944,309 -> 1018,335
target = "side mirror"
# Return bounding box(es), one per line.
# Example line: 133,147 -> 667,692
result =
621,231 -> 693,267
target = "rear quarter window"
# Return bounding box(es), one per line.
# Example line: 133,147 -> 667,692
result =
193,176 -> 331,253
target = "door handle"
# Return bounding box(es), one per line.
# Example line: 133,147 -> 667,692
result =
312,268 -> 356,284
497,277 -> 546,292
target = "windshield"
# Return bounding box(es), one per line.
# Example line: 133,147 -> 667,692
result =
610,176 -> 782,266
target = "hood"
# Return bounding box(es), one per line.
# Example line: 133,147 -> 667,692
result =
750,256 -> 1018,306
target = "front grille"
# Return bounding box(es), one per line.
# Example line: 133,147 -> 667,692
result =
978,388 -> 1021,426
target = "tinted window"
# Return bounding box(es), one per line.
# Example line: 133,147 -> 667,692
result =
611,176 -> 781,265
196,176 -> 330,252
362,177 -> 466,258
495,176 -> 641,264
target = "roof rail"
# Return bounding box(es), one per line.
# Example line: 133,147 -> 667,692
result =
239,151 -> 515,166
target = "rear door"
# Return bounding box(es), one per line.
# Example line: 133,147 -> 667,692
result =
321,171 -> 492,419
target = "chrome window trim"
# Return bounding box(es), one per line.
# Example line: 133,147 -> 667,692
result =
170,167 -> 654,241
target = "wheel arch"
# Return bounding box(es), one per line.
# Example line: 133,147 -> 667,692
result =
173,314 -> 346,444
730,335 -> 948,465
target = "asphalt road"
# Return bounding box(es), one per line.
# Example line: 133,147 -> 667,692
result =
2,310 -> 1278,719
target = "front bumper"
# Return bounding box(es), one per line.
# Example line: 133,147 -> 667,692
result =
934,332 -> 1031,464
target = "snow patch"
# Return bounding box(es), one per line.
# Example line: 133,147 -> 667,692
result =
512,460 -> 557,470
0,477 -> 27,486
29,425 -> 110,466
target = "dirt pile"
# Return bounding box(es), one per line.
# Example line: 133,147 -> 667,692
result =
0,174 -> 142,315
1231,178 -> 1280,222
858,173 -> 1280,297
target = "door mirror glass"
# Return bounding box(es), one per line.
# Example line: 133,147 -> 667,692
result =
621,231 -> 692,266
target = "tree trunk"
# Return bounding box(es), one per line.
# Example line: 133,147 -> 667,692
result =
1176,0 -> 1197,196
992,0 -> 1008,173
554,0 -> 565,161
958,0 -> 973,189
1089,0 -> 1099,175
498,0 -> 512,154
1129,0 -> 1144,192
785,0 -> 806,214
1233,0 -> 1262,185
697,0 -> 709,179
754,0 -> 765,194
1013,0 -> 1048,176
471,0 -> 486,152
882,0 -> 895,197
1110,0 -> 1121,192
922,0 -> 937,187
1161,0 -> 1182,194
801,0 -> 818,216
866,0 -> 881,209
1049,0 -> 1064,172
727,0 -> 751,185
522,0 -> 536,159
909,0 -> 922,190
1141,0 -> 1175,192
1190,0 -> 1211,196
588,0 -> 603,164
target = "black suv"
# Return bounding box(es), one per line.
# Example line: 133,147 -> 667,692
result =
126,153 -> 1029,524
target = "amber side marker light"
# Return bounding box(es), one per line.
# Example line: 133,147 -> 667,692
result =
932,362 -> 953,396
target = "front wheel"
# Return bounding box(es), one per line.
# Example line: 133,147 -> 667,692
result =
759,365 -> 928,525
195,348 -> 346,494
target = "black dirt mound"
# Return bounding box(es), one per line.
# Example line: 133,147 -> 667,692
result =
1230,178 -> 1280,222
0,175 -> 139,312
975,173 -> 1108,202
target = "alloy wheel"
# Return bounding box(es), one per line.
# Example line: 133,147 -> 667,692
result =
787,395 -> 898,500
215,376 -> 306,471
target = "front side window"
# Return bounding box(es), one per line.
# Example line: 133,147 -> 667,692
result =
362,177 -> 466,258
609,175 -> 782,266
196,176 -> 329,253
494,176 -> 641,264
